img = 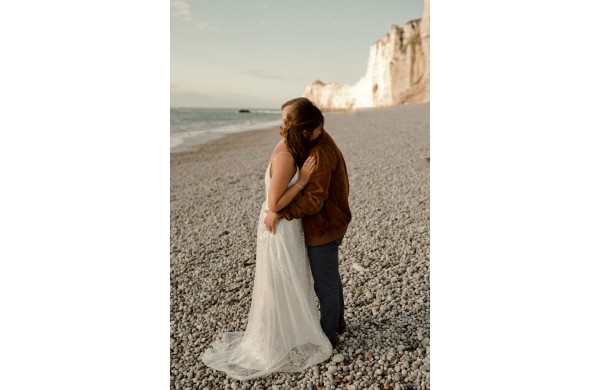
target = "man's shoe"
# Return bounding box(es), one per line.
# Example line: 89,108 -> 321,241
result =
337,318 -> 347,334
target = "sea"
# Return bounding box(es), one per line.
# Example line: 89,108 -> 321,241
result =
170,107 -> 282,151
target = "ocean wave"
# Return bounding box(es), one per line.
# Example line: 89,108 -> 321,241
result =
212,119 -> 282,134
170,119 -> 282,150
252,109 -> 280,114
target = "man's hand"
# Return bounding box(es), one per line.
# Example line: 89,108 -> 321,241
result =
263,211 -> 280,233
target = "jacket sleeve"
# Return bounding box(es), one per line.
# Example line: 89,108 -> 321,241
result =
277,142 -> 334,220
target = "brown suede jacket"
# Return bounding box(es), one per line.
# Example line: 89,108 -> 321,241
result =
277,130 -> 351,246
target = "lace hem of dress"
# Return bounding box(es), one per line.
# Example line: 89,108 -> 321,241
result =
201,332 -> 331,381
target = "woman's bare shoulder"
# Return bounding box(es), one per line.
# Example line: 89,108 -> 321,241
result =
269,141 -> 292,163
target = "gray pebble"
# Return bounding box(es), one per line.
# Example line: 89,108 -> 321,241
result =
332,354 -> 344,363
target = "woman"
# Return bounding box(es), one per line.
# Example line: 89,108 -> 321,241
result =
200,99 -> 331,380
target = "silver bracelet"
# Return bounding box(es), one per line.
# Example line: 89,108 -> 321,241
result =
294,183 -> 304,190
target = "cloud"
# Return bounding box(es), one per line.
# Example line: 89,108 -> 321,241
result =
197,21 -> 219,32
171,89 -> 277,108
242,70 -> 283,79
171,0 -> 192,20
241,70 -> 303,80
171,0 -> 221,33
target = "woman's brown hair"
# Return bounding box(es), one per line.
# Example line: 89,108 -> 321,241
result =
280,97 -> 324,167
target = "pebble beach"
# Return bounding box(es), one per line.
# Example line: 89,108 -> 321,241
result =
170,103 -> 430,390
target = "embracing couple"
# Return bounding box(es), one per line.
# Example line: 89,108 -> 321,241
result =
201,97 -> 352,380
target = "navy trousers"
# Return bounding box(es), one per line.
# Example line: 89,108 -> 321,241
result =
307,236 -> 345,341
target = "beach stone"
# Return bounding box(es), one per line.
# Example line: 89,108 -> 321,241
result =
332,354 -> 345,363
375,291 -> 382,306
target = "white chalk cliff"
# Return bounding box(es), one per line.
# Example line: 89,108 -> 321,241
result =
304,0 -> 429,110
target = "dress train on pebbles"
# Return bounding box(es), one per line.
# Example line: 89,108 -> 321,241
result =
200,162 -> 332,381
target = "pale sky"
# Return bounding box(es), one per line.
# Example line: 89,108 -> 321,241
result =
171,0 -> 424,108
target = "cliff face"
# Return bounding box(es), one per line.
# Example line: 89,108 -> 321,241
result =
304,0 -> 430,110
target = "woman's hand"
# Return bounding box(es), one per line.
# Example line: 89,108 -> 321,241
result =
264,210 -> 280,233
297,155 -> 316,187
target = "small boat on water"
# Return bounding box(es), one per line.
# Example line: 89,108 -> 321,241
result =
238,109 -> 251,113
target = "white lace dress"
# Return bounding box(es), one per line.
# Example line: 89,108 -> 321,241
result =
200,161 -> 332,381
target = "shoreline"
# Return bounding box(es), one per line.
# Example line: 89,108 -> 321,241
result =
170,122 -> 281,154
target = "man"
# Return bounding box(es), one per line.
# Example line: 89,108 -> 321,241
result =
264,98 -> 352,348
